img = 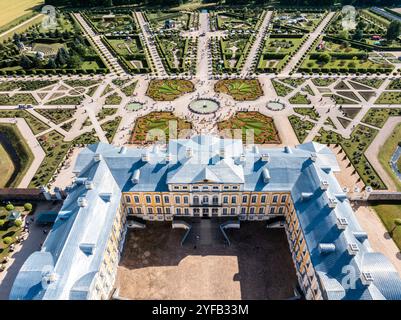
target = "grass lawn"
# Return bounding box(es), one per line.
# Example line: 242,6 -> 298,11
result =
0,93 -> 37,105
101,116 -> 122,143
0,123 -> 34,187
288,115 -> 314,143
146,80 -> 194,101
362,108 -> 401,128
0,0 -> 44,31
35,108 -> 76,125
0,143 -> 15,188
30,130 -> 71,187
272,80 -> 293,97
371,203 -> 401,251
105,93 -> 122,105
375,92 -> 401,105
378,122 -> 401,191
315,125 -> 386,189
214,79 -> 263,101
0,110 -> 49,135
293,108 -> 319,121
218,111 -> 280,144
130,112 -> 192,144
289,93 -> 311,105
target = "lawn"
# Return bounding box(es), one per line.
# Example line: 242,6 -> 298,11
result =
101,116 -> 122,143
130,112 -> 192,144
146,80 -> 194,101
105,93 -> 122,105
362,108 -> 401,128
0,0 -> 42,30
0,123 -> 34,187
214,79 -> 263,101
35,108 -> 76,125
371,204 -> 401,251
375,92 -> 401,105
288,115 -> 314,143
272,80 -> 293,97
0,143 -> 15,188
289,93 -> 311,105
218,111 -> 280,144
293,108 -> 319,121
0,110 -> 49,135
314,125 -> 386,189
377,122 -> 401,191
0,93 -> 37,105
30,130 -> 71,187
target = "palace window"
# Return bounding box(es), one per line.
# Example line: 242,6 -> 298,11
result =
272,195 -> 278,203
175,196 -> 181,204
147,208 -> 153,214
203,196 -> 209,204
136,207 -> 142,214
242,195 -> 248,203
278,207 -> 284,214
251,196 -> 257,204
250,207 -> 255,214
134,196 -> 140,203
223,196 -> 228,204
165,208 -> 171,214
155,196 -> 161,204
193,196 -> 199,205
259,207 -> 264,214
127,207 -> 133,214
223,208 -> 228,215
184,208 -> 189,215
230,208 -> 236,215
212,196 -> 219,205
145,196 -> 151,204
183,196 -> 189,204
261,195 -> 266,203
157,207 -> 162,214
164,196 -> 169,204
176,208 -> 181,215
281,195 -> 287,203
241,207 -> 246,214
125,196 -> 131,203
269,207 -> 275,214
231,196 -> 237,204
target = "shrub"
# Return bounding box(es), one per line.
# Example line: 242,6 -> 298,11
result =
0,220 -> 5,227
24,203 -> 33,211
3,237 -> 13,245
5,203 -> 14,211
14,220 -> 22,227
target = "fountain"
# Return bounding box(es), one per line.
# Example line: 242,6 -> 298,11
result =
189,99 -> 220,114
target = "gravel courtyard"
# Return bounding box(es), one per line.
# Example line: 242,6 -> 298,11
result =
116,221 -> 297,300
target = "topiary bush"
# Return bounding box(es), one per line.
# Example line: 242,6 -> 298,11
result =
24,203 -> 33,212
3,237 -> 13,245
14,220 -> 22,228
5,203 -> 14,211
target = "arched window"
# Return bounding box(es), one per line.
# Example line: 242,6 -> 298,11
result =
193,196 -> 199,205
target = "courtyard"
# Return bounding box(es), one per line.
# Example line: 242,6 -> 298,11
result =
116,222 -> 297,300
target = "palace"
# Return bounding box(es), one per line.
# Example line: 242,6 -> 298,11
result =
9,135 -> 401,300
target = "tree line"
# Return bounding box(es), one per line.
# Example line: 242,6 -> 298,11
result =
44,0 -> 401,7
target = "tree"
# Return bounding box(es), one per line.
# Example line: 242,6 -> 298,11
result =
47,58 -> 57,69
317,53 -> 331,65
390,218 -> 401,236
5,203 -> 14,211
20,55 -> 32,69
387,21 -> 401,41
353,28 -> 364,41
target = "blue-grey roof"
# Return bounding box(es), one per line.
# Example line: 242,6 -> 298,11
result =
9,135 -> 401,300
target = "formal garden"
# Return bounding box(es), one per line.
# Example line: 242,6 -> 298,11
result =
101,116 -> 122,143
272,9 -> 327,32
210,9 -> 264,31
211,34 -> 253,74
146,79 -> 194,101
82,10 -> 139,35
299,36 -> 394,74
362,108 -> 401,128
272,79 -> 294,97
257,34 -> 307,74
218,111 -> 280,144
130,111 -> 192,144
103,35 -> 151,73
314,125 -> 386,189
144,10 -> 198,32
0,11 -> 107,75
214,79 -> 263,101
